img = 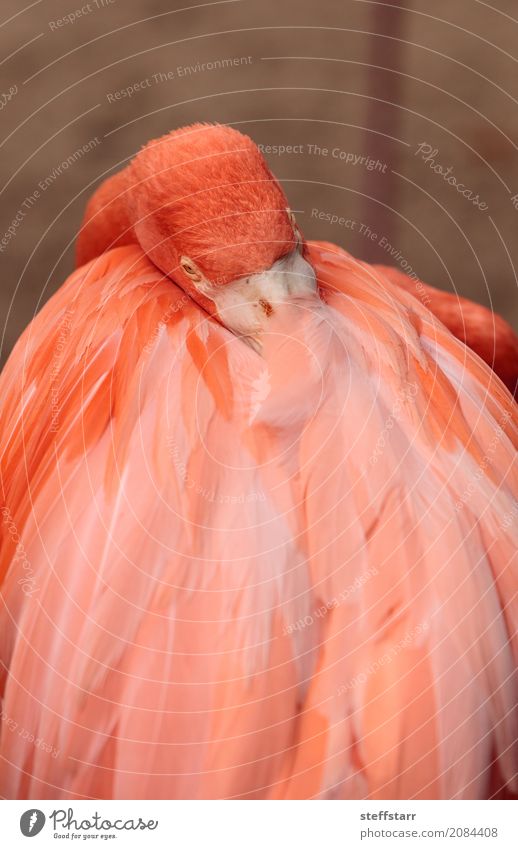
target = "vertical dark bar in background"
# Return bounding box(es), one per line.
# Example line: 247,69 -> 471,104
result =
359,0 -> 407,261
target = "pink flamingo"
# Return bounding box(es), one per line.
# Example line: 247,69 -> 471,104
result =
0,124 -> 517,800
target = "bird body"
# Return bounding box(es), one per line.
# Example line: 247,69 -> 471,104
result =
0,124 -> 517,799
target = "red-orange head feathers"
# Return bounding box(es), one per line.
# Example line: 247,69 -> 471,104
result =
83,124 -> 294,288
128,123 -> 297,289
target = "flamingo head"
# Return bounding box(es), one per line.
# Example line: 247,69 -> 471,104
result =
129,123 -> 318,344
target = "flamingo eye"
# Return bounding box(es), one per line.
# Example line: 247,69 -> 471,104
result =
180,256 -> 202,282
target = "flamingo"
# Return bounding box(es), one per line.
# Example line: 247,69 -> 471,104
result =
0,123 -> 517,800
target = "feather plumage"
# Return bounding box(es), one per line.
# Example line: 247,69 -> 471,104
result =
1,237 -> 516,799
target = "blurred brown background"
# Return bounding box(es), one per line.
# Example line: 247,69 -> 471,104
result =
1,0 -> 517,361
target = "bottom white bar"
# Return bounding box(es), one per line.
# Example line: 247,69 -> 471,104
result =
2,799 -> 516,848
